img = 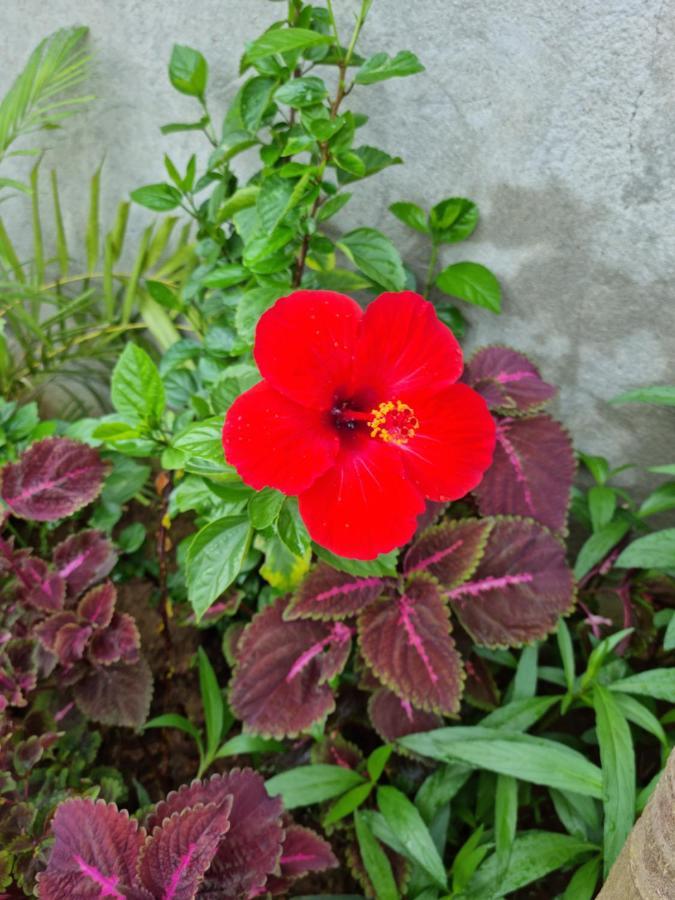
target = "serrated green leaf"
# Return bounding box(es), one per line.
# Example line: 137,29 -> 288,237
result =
355,50 -> 424,85
338,227 -> 405,291
186,516 -> 251,620
111,343 -> 165,425
436,262 -> 500,313
615,529 -> 675,570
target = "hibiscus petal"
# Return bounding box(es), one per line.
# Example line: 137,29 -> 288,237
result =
401,383 -> 496,502
254,290 -> 363,410
298,437 -> 425,559
352,291 -> 463,400
223,381 -> 339,494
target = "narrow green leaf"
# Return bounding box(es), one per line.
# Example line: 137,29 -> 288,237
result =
512,644 -> 538,700
354,811 -> 399,900
611,692 -> 667,746
562,856 -> 601,900
265,764 -> 366,809
30,161 -> 44,285
639,482 -> 675,518
144,713 -> 202,745
588,485 -> 617,532
465,832 -> 595,898
377,786 -> 447,888
50,169 -> 68,276
367,744 -> 393,783
214,734 -> 283,757
495,775 -> 517,875
609,667 -> 675,702
615,529 -> 675,570
611,385 -> 675,406
481,696 -> 559,732
323,782 -> 373,826
86,162 -> 102,271
355,50 -> 424,85
121,224 -> 152,323
593,684 -> 635,877
574,517 -> 631,580
399,727 -> 603,798
557,618 -> 575,693
198,647 -> 224,761
664,612 -> 675,651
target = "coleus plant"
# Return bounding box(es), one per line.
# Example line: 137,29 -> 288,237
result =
0,437 -> 152,727
37,768 -> 336,899
227,346 -> 576,738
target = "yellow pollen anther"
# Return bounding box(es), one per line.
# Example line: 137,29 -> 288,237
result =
368,400 -> 419,445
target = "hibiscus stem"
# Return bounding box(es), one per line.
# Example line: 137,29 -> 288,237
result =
424,241 -> 439,298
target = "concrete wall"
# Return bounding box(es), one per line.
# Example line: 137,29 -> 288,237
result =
3,1 -> 674,492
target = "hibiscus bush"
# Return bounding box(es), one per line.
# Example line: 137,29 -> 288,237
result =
2,2 -> 675,898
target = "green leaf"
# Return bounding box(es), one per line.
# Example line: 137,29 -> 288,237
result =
512,644 -> 538,700
611,692 -> 667,746
130,183 -> 182,211
649,463 -> 675,476
367,745 -> 393,783
143,713 -> 202,745
665,612 -> 675,651
465,832 -> 595,898
354,811 -> 399,900
117,522 -> 145,553
562,856 -> 601,900
214,734 -> 284,758
481,696 -> 559,732
235,284 -> 287,344
172,418 -> 228,465
338,227 -> 405,292
248,487 -> 284,529
111,344 -> 165,426
557,619 -> 575,694
201,264 -> 249,289
611,385 -> 675,406
609,667 -> 675,702
323,782 -> 373,826
615,529 -> 675,570
314,545 -> 398,577
399,727 -> 603,798
593,684 -> 635,877
451,826 -> 490,894
579,452 -> 610,485
278,499 -> 311,557
240,76 -> 277,132
355,50 -> 425,85
588,485 -> 617,532
275,75 -> 327,108
265,764 -> 366,809
550,788 -> 601,842
245,28 -> 333,63
435,262 -> 501,313
495,775 -> 517,875
169,44 -> 208,97
429,198 -> 478,244
389,200 -> 429,234
639,482 -> 675,518
317,192 -> 352,222
86,164 -> 102,271
574,517 -> 631,580
198,647 -> 224,761
377,786 -> 447,889
186,516 -> 252,620
415,763 -> 473,825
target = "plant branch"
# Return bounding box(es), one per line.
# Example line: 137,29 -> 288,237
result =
155,470 -> 174,655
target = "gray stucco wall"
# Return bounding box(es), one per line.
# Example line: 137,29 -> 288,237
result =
3,1 -> 674,493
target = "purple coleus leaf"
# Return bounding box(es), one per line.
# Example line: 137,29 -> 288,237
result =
77,581 -> 117,628
285,562 -> 384,621
138,802 -> 232,900
368,687 -> 442,743
358,574 -> 464,715
148,769 -> 284,900
447,517 -> 575,647
266,824 -> 338,895
0,638 -> 38,708
0,437 -> 107,521
73,657 -> 153,728
229,598 -> 352,738
53,621 -> 93,667
53,530 -> 117,596
404,518 -> 492,587
463,345 -> 557,415
13,555 -> 65,611
88,613 -> 140,666
473,414 -> 575,532
34,611 -> 79,653
37,798 -> 144,900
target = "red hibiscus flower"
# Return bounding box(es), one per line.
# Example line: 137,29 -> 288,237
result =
223,290 -> 496,559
